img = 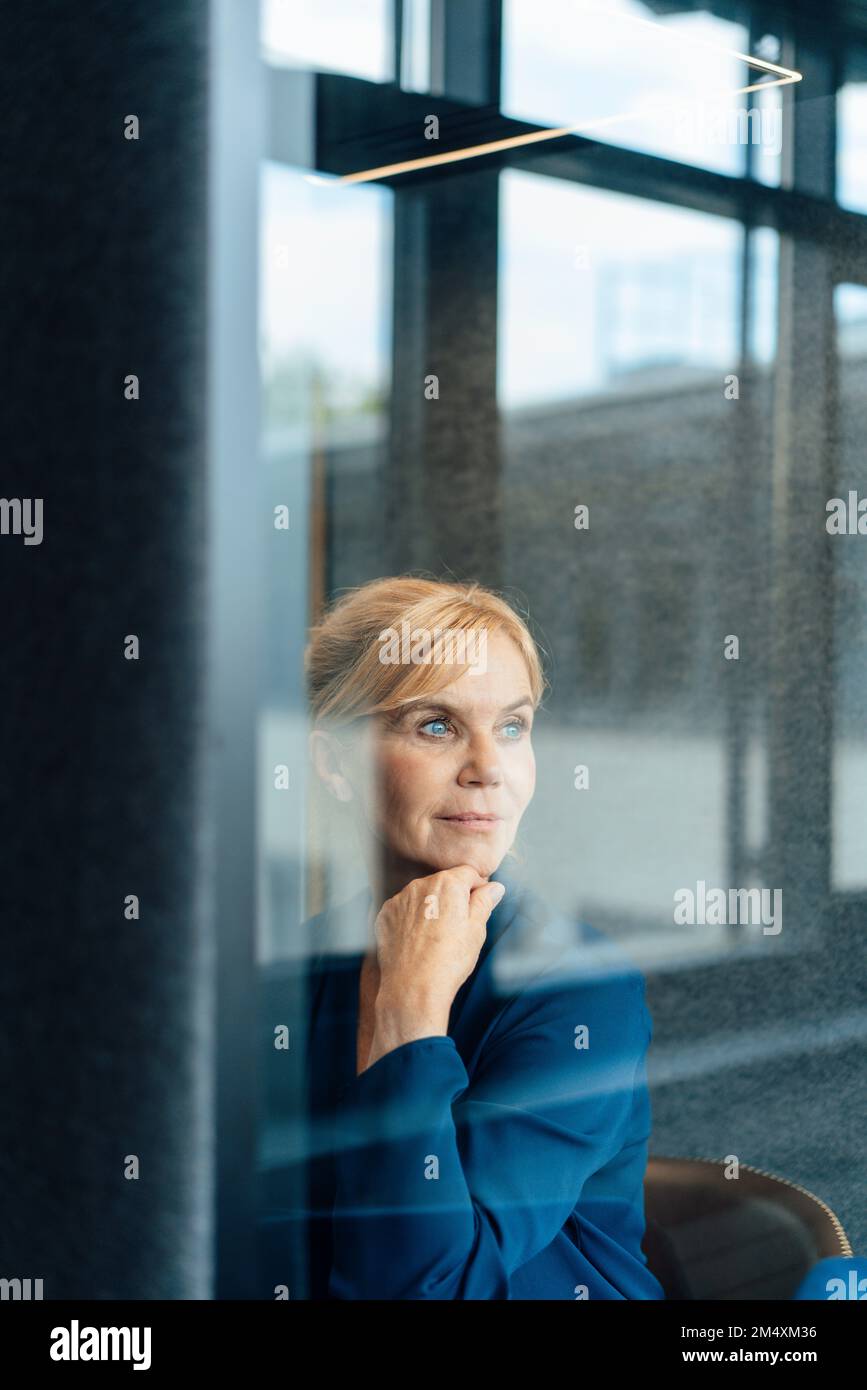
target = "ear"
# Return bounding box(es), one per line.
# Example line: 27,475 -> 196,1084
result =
310,728 -> 354,803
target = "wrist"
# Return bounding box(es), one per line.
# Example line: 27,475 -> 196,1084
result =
373,987 -> 451,1041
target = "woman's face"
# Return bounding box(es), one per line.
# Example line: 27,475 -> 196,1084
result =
346,630 -> 537,883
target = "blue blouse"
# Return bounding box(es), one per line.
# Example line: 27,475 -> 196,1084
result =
259,866 -> 665,1301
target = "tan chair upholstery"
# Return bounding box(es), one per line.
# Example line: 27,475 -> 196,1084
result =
641,1156 -> 853,1300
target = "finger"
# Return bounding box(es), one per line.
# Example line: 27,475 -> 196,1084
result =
468,880 -> 506,925
411,864 -> 482,894
444,863 -> 489,889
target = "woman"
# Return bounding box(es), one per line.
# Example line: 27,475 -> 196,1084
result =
260,575 -> 665,1301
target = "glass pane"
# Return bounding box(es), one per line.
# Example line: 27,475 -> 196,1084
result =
498,172 -> 742,408
749,225 -> 779,364
400,0 -> 431,92
837,48 -> 867,214
498,168 -> 776,956
262,0 -> 394,82
258,161 -> 393,963
252,4 -> 867,1308
751,34 -> 785,190
502,0 -> 783,180
832,281 -> 867,891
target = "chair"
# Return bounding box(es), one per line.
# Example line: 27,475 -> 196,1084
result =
641,1156 -> 853,1300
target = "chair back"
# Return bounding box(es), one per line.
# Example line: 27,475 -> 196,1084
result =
642,1155 -> 852,1300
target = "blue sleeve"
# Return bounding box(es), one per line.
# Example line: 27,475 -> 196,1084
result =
328,965 -> 650,1300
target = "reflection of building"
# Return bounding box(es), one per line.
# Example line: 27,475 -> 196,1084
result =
319,361 -> 775,733
294,333 -> 867,931
500,360 -> 773,732
596,253 -> 738,381
313,337 -> 867,744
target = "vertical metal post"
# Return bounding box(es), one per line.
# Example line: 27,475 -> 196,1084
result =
387,2 -> 504,584
208,0 -> 265,1298
766,26 -> 837,948
394,0 -> 405,85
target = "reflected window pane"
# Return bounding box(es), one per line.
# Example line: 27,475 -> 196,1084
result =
832,282 -> 867,892
751,61 -> 784,189
261,163 -> 392,443
262,0 -> 394,82
258,163 -> 392,961
749,226 -> 779,364
400,0 -> 431,92
498,170 -> 742,409
499,168 -> 777,947
837,48 -> 867,214
502,0 -> 781,179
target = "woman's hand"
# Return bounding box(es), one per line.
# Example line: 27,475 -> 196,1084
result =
363,865 -> 506,1069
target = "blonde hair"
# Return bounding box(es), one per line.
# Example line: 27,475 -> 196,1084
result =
305,575 -> 548,729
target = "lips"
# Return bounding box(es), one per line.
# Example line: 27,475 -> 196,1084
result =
438,813 -> 501,822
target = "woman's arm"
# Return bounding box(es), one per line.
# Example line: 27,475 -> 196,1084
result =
363,984 -> 450,1065
328,962 -> 653,1300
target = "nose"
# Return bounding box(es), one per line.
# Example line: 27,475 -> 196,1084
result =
457,733 -> 503,787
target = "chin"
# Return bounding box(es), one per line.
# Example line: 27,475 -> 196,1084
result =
403,830 -> 511,880
438,847 -> 505,878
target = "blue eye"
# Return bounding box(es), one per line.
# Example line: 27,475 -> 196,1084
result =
501,718 -> 528,739
420,717 -> 451,737
416,714 -> 529,740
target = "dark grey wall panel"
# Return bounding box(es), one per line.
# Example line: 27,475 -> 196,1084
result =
0,2 -> 212,1298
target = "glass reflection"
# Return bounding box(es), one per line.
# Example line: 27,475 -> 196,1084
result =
262,0 -> 394,82
832,282 -> 867,891
503,0 -> 780,179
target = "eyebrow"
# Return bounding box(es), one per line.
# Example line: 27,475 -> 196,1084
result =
390,696 -> 535,724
